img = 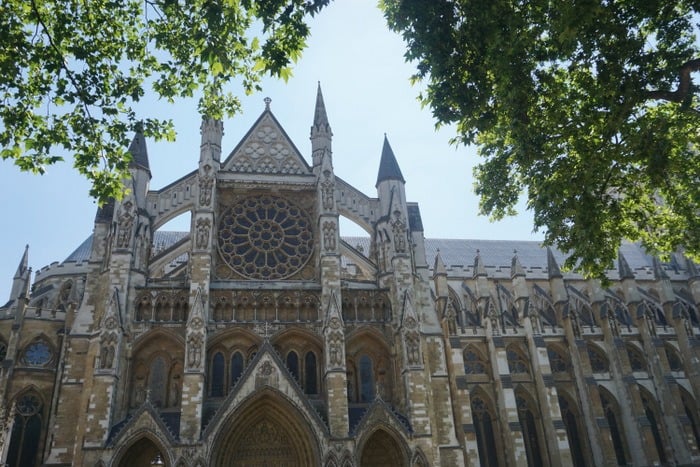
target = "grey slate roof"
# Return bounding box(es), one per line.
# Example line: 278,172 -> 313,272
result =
62,233 -> 681,280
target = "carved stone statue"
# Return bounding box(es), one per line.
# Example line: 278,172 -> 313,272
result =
116,201 -> 134,249
187,334 -> 203,367
199,174 -> 213,207
405,331 -> 421,365
322,221 -> 336,252
196,218 -> 211,249
321,171 -> 335,210
391,210 -> 407,253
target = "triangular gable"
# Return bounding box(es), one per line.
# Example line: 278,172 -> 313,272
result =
222,110 -> 311,175
202,342 -> 328,439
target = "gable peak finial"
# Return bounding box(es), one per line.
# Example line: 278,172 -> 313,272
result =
264,97 -> 271,110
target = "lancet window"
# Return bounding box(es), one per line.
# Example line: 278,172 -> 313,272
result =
6,392 -> 44,467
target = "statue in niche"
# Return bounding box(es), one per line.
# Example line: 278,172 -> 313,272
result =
320,170 -> 334,210
187,334 -> 203,368
100,341 -> 115,369
405,331 -> 421,365
645,308 -> 657,337
199,170 -> 213,207
195,218 -> 211,249
169,377 -> 180,407
391,210 -> 407,253
328,331 -> 343,367
133,376 -> 146,407
323,221 -> 336,252
116,201 -> 134,248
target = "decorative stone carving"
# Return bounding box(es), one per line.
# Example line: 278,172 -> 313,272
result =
391,210 -> 407,253
218,195 -> 314,279
116,201 -> 134,248
321,170 -> 335,210
187,334 -> 203,368
199,174 -> 214,207
404,331 -> 421,366
195,218 -> 211,249
323,221 -> 337,252
328,331 -> 344,367
255,359 -> 279,388
99,334 -> 116,369
227,115 -> 306,174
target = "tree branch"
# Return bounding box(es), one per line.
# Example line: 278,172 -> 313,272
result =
645,58 -> 700,102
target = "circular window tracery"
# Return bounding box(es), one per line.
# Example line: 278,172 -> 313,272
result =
218,195 -> 314,279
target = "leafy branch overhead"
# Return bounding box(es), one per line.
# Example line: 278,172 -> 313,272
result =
381,0 -> 700,279
0,0 -> 329,203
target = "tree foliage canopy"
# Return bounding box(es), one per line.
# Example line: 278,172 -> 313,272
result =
382,0 -> 700,278
1,0 -> 328,203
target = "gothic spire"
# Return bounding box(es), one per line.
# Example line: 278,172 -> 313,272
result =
434,251 -> 447,276
128,128 -> 150,175
312,82 -> 331,132
375,135 -> 405,187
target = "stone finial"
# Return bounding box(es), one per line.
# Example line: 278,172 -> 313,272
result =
547,247 -> 563,279
433,250 -> 447,276
511,250 -> 525,278
264,96 -> 272,110
618,252 -> 635,280
128,129 -> 150,174
473,250 -> 487,278
652,257 -> 669,280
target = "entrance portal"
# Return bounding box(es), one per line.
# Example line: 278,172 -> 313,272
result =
211,391 -> 319,466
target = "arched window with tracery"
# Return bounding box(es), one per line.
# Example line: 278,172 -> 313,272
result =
588,344 -> 609,373
286,351 -> 299,382
231,352 -> 244,387
507,345 -> 530,375
359,355 -> 375,403
516,393 -> 544,466
471,395 -> 499,466
640,389 -> 667,464
665,344 -> 683,372
600,388 -> 628,465
626,344 -> 646,372
6,392 -> 44,467
149,356 -> 167,407
558,395 -> 586,467
210,352 -> 225,397
305,351 -> 318,395
464,346 -> 487,375
547,346 -> 570,374
680,388 -> 700,449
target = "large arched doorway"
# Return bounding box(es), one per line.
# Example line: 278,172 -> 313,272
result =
117,436 -> 168,467
210,390 -> 320,466
359,428 -> 407,466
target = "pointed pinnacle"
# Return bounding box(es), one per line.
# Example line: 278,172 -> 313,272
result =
511,251 -> 525,278
128,130 -> 150,173
434,251 -> 447,276
313,82 -> 330,129
473,250 -> 487,278
546,247 -> 562,279
618,252 -> 635,280
376,135 -> 405,187
652,257 -> 669,280
14,245 -> 29,279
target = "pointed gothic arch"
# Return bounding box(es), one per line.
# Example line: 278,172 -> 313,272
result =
357,426 -> 409,467
599,386 -> 629,465
209,389 -> 321,466
470,387 -> 503,467
113,430 -> 172,467
6,388 -> 47,467
515,386 -> 546,466
557,389 -> 588,467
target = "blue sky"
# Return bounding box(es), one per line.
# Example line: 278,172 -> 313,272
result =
0,1 -> 542,302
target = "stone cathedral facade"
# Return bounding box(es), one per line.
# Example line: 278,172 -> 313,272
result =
1,87 -> 700,466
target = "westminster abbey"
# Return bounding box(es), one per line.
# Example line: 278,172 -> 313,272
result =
1,87 -> 699,466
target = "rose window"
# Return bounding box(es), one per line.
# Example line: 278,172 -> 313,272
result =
218,195 -> 313,279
